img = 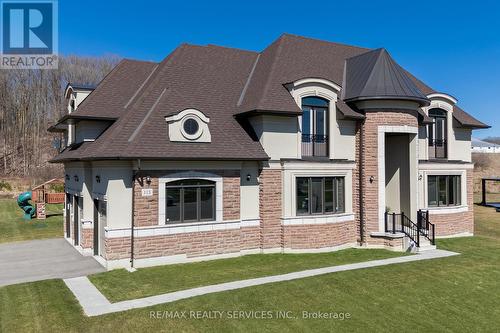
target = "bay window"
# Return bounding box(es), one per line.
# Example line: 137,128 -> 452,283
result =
296,177 -> 344,215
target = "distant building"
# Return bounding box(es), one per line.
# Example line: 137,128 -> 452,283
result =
471,138 -> 500,153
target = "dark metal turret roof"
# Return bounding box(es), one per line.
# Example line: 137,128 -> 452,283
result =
342,48 -> 430,106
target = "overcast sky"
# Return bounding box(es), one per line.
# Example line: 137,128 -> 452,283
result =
60,0 -> 500,137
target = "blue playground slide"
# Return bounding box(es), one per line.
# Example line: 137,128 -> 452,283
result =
17,191 -> 36,220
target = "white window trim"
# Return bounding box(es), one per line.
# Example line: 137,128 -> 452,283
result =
287,171 -> 352,219
287,78 -> 340,160
421,170 -> 468,213
158,171 -> 223,225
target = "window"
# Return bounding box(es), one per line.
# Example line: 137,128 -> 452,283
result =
301,97 -> 329,157
428,175 -> 461,207
165,179 -> 215,223
183,118 -> 199,136
296,177 -> 344,215
428,108 -> 447,159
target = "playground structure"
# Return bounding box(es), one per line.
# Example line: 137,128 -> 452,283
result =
480,177 -> 500,212
17,178 -> 65,220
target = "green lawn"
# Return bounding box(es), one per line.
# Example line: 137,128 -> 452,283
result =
0,198 -> 63,243
1,199 -> 500,332
89,249 -> 407,302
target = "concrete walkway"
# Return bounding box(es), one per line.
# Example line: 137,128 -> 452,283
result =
64,249 -> 459,316
0,238 -> 105,287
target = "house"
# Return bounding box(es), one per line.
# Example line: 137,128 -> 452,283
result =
49,34 -> 489,269
471,138 -> 500,153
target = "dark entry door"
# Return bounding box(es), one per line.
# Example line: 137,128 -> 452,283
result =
73,195 -> 79,246
93,199 -> 99,256
65,193 -> 71,238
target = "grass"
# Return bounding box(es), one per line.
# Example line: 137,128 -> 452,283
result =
0,198 -> 63,244
1,197 -> 500,332
89,249 -> 407,302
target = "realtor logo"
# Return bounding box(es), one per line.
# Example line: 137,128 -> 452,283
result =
1,0 -> 58,68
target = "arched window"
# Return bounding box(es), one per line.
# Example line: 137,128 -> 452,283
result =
165,179 -> 215,223
301,97 -> 329,157
428,108 -> 447,159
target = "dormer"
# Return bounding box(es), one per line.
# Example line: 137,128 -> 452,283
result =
165,108 -> 211,143
64,83 -> 95,114
63,83 -> 95,145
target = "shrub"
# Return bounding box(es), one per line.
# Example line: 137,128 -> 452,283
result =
0,180 -> 12,191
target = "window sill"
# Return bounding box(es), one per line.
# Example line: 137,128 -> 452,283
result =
426,206 -> 468,215
282,213 -> 354,226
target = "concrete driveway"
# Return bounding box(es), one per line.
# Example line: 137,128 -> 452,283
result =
0,238 -> 105,287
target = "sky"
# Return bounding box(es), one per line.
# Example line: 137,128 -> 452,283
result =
60,0 -> 500,138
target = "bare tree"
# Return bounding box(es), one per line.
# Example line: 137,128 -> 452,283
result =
0,54 -> 120,180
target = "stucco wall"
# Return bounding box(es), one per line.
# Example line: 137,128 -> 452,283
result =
75,120 -> 112,143
249,115 -> 300,160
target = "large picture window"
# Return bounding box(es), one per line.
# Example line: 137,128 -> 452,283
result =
296,177 -> 345,215
165,179 -> 215,223
428,175 -> 461,207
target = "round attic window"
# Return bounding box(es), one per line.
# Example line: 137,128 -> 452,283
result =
183,118 -> 199,135
180,116 -> 202,140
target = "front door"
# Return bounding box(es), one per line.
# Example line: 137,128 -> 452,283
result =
98,200 -> 107,257
65,193 -> 71,238
93,199 -> 99,256
73,195 -> 79,246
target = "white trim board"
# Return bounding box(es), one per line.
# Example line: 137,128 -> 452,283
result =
105,219 -> 260,238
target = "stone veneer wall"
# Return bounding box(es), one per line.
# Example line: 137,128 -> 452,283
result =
428,169 -> 474,236
283,221 -> 357,250
105,228 -> 261,261
259,168 -> 283,250
81,228 -> 93,249
361,110 -> 419,244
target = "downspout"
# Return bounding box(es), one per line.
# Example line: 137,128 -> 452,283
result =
358,121 -> 365,246
130,159 -> 141,269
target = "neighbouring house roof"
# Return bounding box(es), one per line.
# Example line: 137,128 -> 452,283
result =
50,34 -> 489,163
472,138 -> 500,148
342,48 -> 430,106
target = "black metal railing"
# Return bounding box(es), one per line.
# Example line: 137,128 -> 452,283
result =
428,139 -> 447,159
301,134 -> 328,157
385,212 -> 420,247
385,211 -> 436,247
417,209 -> 435,245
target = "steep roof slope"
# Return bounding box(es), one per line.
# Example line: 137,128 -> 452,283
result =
342,48 -> 429,106
54,44 -> 269,161
71,59 -> 158,119
237,34 -> 369,115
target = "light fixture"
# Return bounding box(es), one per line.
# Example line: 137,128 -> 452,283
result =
145,176 -> 152,186
95,175 -> 101,183
369,176 -> 375,183
418,175 -> 423,181
246,174 -> 251,181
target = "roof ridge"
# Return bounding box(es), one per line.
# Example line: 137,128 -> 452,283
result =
70,59 -> 130,117
205,44 -> 258,54
256,35 -> 286,110
122,44 -> 185,112
359,48 -> 385,97
281,33 -> 371,52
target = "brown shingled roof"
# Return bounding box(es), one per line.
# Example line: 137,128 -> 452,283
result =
51,34 -> 489,163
